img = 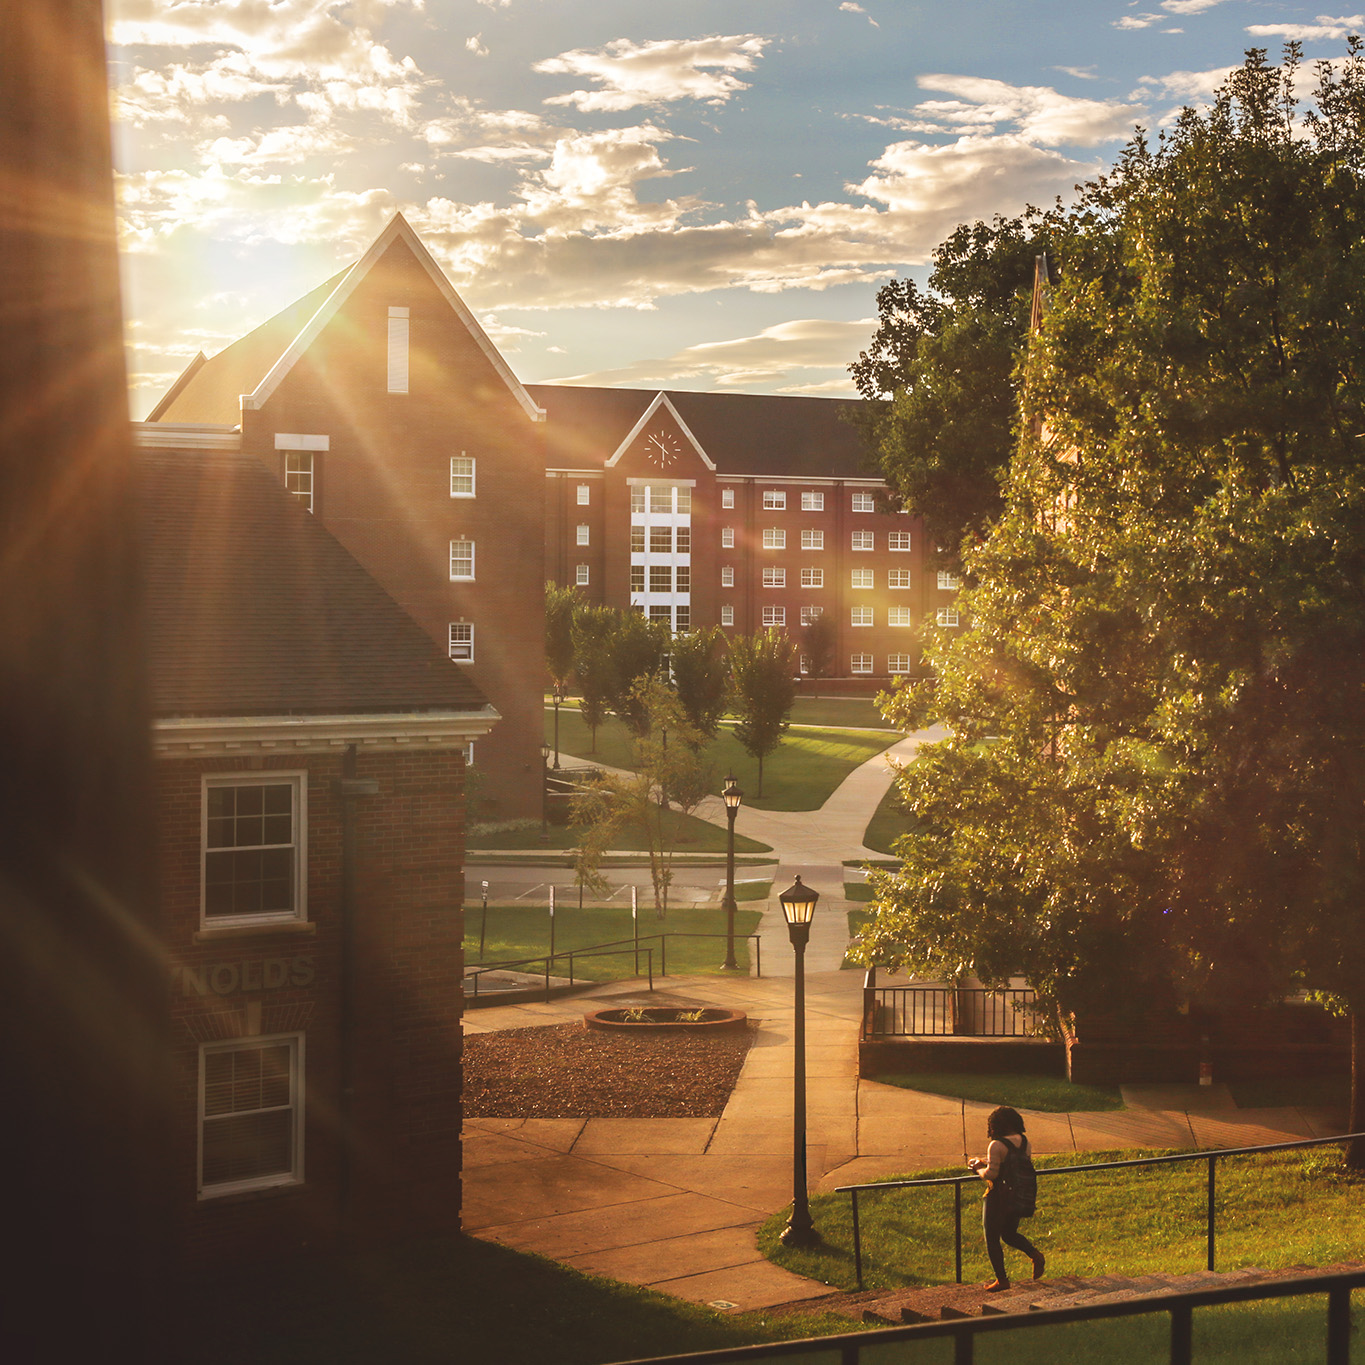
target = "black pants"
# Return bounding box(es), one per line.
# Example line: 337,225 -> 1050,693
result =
982,1189 -> 1041,1284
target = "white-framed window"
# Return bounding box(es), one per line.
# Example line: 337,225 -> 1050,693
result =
450,538 -> 474,580
575,564 -> 590,586
851,491 -> 876,512
851,606 -> 874,627
676,565 -> 691,593
576,484 -> 590,505
630,527 -> 645,554
762,605 -> 786,627
631,487 -> 647,514
450,454 -> 475,498
649,486 -> 672,514
762,528 -> 786,549
721,604 -> 735,626
576,524 -> 590,546
801,490 -> 824,511
800,605 -> 823,625
888,607 -> 913,627
888,569 -> 913,589
674,605 -> 690,632
649,604 -> 671,624
801,567 -> 823,588
763,567 -> 786,588
937,571 -> 962,590
464,741 -> 476,767
649,527 -> 672,554
852,530 -> 874,551
799,654 -> 809,674
801,529 -> 824,551
448,622 -> 474,661
937,607 -> 961,627
722,488 -> 735,509
888,653 -> 912,674
199,1034 -> 303,1198
631,565 -> 645,592
284,452 -> 314,512
722,527 -> 735,548
677,486 -> 691,514
650,565 -> 672,593
203,775 -> 305,927
763,490 -> 786,510
851,653 -> 873,675
889,531 -> 912,551
387,306 -> 409,394
677,527 -> 691,553
721,566 -> 735,587
851,568 -> 873,590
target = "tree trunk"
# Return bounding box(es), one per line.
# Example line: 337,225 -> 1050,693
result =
1347,1009 -> 1365,1170
757,752 -> 764,799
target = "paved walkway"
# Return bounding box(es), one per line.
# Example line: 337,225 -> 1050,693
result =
463,723 -> 1344,1311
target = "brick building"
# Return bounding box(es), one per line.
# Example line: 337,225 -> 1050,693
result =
538,387 -> 959,680
147,215 -> 545,820
137,437 -> 495,1262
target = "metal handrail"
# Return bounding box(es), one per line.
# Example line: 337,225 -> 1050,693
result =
868,984 -> 1043,1037
837,1129 -> 1365,1290
605,1266 -> 1365,1365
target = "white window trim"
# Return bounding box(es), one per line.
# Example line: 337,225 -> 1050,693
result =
576,524 -> 591,546
387,306 -> 409,394
449,621 -> 475,661
198,1032 -> 304,1199
851,607 -> 874,627
721,489 -> 735,508
852,492 -> 876,513
852,532 -> 874,551
889,532 -> 912,551
763,490 -> 787,510
450,538 -> 475,581
721,528 -> 735,548
575,564 -> 590,586
721,604 -> 735,626
762,605 -> 786,627
888,569 -> 912,589
762,528 -> 786,549
201,772 -> 307,930
762,568 -> 786,588
888,654 -> 912,674
576,484 -> 591,505
721,566 -> 735,587
851,569 -> 874,589
801,568 -> 823,588
851,653 -> 873,675
801,530 -> 824,551
801,491 -> 824,511
937,608 -> 961,627
888,607 -> 913,627
450,454 -> 476,498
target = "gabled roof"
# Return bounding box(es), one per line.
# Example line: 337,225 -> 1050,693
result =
137,445 -> 492,720
149,214 -> 544,425
604,392 -> 715,470
530,385 -> 871,479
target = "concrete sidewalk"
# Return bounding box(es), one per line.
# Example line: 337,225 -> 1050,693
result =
462,967 -> 1344,1312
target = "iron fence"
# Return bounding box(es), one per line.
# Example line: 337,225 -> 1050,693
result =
866,984 -> 1043,1037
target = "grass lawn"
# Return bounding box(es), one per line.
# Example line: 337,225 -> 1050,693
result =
760,1145 -> 1365,1295
734,878 -> 773,901
465,904 -> 764,977
467,807 -> 771,853
787,696 -> 896,729
548,707 -> 894,811
843,880 -> 875,902
869,1071 -> 1124,1113
863,781 -> 921,856
182,1232 -> 870,1365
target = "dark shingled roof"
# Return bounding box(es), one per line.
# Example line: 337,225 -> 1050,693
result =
137,446 -> 488,719
529,385 -> 873,479
148,269 -> 351,424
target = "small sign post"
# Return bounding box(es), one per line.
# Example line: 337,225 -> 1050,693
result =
479,879 -> 489,958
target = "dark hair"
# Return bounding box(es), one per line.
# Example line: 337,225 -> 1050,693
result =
986,1106 -> 1025,1139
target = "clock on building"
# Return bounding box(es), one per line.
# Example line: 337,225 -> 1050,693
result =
643,429 -> 682,468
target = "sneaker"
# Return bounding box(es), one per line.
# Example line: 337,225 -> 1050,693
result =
982,1280 -> 1010,1292
1032,1254 -> 1046,1281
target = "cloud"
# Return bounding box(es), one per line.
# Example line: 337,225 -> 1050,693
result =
839,3 -> 880,27
1135,65 -> 1235,102
1161,0 -> 1224,12
549,317 -> 877,389
909,74 -> 1143,144
466,35 -> 489,57
1246,15 -> 1365,41
1115,13 -> 1164,28
533,34 -> 770,112
1054,65 -> 1099,80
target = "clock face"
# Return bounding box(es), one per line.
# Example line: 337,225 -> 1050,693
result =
643,429 -> 682,468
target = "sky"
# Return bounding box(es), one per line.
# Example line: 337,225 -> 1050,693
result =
107,0 -> 1364,420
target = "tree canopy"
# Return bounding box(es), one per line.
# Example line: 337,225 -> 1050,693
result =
728,628 -> 798,797
858,43 -> 1365,1155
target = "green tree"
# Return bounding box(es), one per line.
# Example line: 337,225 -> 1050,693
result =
669,625 -> 729,742
728,629 -> 798,798
800,611 -> 837,698
859,43 -> 1365,1163
850,214 -> 1050,557
544,581 -> 578,767
572,679 -> 711,917
571,602 -> 615,753
605,610 -> 670,735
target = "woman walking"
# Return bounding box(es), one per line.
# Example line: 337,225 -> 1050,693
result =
966,1105 -> 1045,1292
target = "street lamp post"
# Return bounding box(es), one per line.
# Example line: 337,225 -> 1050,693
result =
540,741 -> 551,844
552,683 -> 564,769
721,774 -> 743,970
778,875 -> 820,1247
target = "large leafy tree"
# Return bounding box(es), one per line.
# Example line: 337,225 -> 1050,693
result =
605,610 -> 670,735
860,43 -> 1365,1162
728,629 -> 798,797
669,625 -> 729,743
850,214 -> 1050,556
544,581 -> 578,766
570,603 -> 616,752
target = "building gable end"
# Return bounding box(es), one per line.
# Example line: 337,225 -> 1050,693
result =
603,392 -> 717,473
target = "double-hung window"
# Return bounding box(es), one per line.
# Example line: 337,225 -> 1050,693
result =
575,564 -> 590,586
800,605 -> 823,625
284,453 -> 314,512
889,531 -> 912,551
762,567 -> 786,588
576,484 -> 590,505
888,607 -> 913,627
762,605 -> 786,627
203,775 -> 304,926
937,571 -> 962,590
851,653 -> 873,675
888,569 -> 912,589
200,1035 -> 303,1197
851,606 -> 874,627
801,567 -> 823,588
851,531 -> 874,551
450,455 -> 475,497
576,524 -> 590,546
721,527 -> 735,549
721,566 -> 735,587
762,528 -> 786,550
801,491 -> 824,511
763,490 -> 786,510
851,492 -> 876,512
851,568 -> 873,590
888,653 -> 912,674
450,538 -> 474,580
801,530 -> 824,551
721,605 -> 735,626
448,622 -> 474,661
937,607 -> 961,627
387,307 -> 409,393
721,488 -> 735,509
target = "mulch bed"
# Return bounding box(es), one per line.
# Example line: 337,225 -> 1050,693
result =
463,1021 -> 757,1118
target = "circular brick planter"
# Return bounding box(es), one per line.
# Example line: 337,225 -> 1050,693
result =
583,1006 -> 748,1033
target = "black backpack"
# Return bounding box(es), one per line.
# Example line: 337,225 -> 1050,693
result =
1000,1139 -> 1037,1219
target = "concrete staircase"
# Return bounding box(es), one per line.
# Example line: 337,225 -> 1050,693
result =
855,1262 -> 1365,1324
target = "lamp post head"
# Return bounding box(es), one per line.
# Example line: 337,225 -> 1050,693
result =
541,741 -> 551,765
722,774 -> 744,811
779,875 -> 819,926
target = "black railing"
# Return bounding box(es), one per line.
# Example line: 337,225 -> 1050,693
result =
865,983 -> 1043,1037
838,1131 -> 1365,1291
606,1266 -> 1365,1365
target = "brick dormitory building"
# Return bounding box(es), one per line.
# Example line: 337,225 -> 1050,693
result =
145,213 -> 960,819
137,435 -> 496,1262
